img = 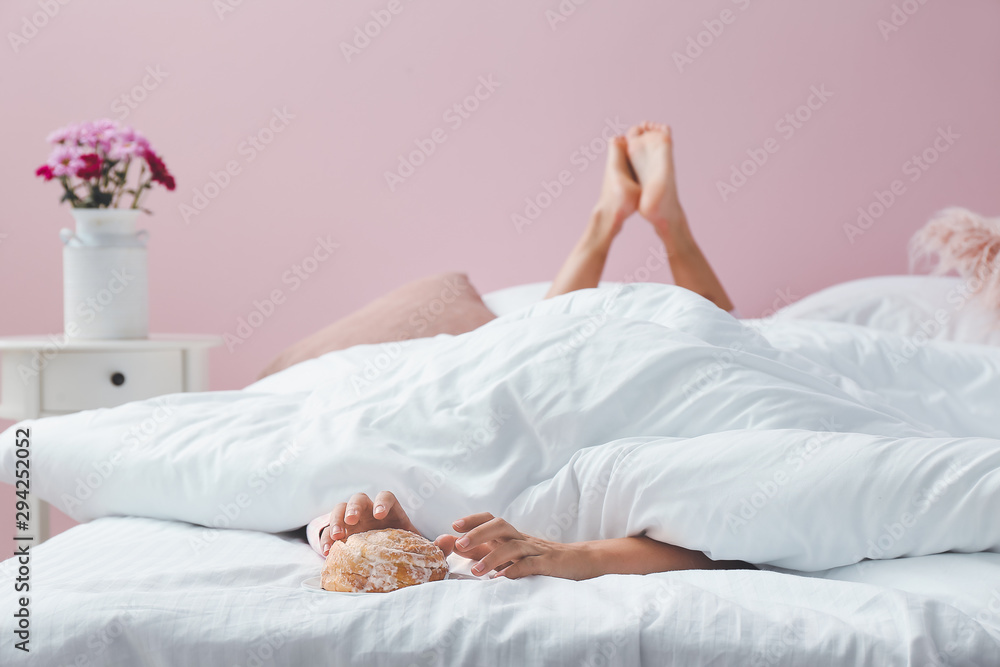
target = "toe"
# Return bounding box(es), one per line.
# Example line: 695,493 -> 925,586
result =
626,124 -> 644,140
607,135 -> 631,170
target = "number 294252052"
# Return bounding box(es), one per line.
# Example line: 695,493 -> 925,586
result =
14,428 -> 31,529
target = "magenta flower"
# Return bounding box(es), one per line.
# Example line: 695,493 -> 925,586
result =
76,153 -> 103,180
35,164 -> 55,180
143,148 -> 175,191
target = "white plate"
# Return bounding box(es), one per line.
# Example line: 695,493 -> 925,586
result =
301,572 -> 478,594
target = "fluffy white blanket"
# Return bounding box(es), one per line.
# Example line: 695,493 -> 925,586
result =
3,284 -> 998,573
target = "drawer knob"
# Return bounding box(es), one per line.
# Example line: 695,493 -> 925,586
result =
110,372 -> 126,387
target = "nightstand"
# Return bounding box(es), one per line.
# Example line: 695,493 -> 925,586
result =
0,334 -> 221,542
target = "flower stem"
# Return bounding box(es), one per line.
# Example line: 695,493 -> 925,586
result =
130,162 -> 147,209
112,157 -> 131,208
59,176 -> 81,208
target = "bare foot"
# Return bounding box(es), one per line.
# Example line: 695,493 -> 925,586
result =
593,135 -> 641,238
626,122 -> 686,238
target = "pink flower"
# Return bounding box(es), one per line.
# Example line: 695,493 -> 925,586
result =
77,153 -> 103,180
76,121 -> 98,147
108,126 -> 150,160
48,144 -> 85,177
116,126 -> 139,143
78,119 -> 120,152
46,123 -> 82,145
108,141 -> 141,160
39,119 -> 174,207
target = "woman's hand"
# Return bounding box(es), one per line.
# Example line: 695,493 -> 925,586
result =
436,513 -> 597,581
319,491 -> 419,556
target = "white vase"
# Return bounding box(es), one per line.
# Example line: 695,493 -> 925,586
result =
61,209 -> 150,340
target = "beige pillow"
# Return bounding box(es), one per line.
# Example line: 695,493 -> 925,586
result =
257,272 -> 496,379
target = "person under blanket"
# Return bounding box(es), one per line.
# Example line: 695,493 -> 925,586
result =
304,123 -> 750,579
307,491 -> 753,580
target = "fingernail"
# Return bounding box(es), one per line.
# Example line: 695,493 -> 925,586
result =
323,545 -> 330,555
345,509 -> 357,518
374,505 -> 385,515
471,562 -> 484,574
332,526 -> 343,537
456,537 -> 470,549
453,519 -> 465,529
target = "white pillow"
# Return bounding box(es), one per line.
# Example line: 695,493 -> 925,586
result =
772,275 -> 1000,346
481,282 -> 552,316
484,276 -> 1000,345
482,282 -> 668,316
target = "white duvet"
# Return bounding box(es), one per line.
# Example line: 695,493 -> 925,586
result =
2,283 -> 1000,665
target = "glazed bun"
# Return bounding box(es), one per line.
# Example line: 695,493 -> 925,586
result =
321,528 -> 449,593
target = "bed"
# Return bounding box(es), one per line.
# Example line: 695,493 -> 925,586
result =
2,278 -> 999,665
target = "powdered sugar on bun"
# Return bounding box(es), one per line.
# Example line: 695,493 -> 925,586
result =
321,528 -> 449,593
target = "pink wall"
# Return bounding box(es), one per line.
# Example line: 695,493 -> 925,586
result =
2,0 -> 999,544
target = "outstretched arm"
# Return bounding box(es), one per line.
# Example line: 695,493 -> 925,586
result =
582,535 -> 750,576
309,492 -> 753,579
439,513 -> 753,580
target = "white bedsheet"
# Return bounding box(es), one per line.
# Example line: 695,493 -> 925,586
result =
2,516 -> 998,666
2,283 -> 999,664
